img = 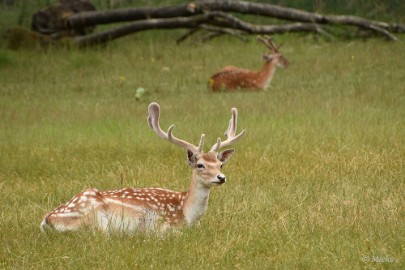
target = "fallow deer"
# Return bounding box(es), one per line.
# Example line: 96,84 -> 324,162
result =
209,36 -> 288,91
40,102 -> 245,234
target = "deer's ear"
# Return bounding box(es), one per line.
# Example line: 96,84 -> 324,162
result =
263,54 -> 273,61
187,149 -> 196,165
217,149 -> 235,164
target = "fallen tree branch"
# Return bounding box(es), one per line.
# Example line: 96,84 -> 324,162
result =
74,13 -> 211,47
177,24 -> 248,44
209,11 -> 332,38
74,12 -> 331,47
200,0 -> 404,39
68,3 -> 196,29
67,0 -> 403,41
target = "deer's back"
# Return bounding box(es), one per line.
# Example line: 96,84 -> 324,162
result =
209,68 -> 264,91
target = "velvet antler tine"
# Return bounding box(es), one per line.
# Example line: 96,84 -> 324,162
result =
210,107 -> 246,152
148,102 -> 202,153
197,134 -> 205,152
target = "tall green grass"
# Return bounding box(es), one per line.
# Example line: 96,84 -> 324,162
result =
1,34 -> 404,269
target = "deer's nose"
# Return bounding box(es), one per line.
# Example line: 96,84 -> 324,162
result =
216,174 -> 226,183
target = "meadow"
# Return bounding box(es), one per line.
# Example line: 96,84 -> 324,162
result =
0,31 -> 404,269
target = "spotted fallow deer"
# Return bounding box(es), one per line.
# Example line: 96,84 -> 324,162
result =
40,102 -> 245,234
209,36 -> 288,92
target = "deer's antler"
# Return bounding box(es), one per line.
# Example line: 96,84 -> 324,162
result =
210,107 -> 246,152
148,102 -> 205,153
256,35 -> 279,52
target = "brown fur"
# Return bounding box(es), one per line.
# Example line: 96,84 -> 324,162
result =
209,36 -> 288,92
41,103 -> 244,234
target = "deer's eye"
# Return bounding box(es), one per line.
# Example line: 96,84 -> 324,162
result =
196,163 -> 205,169
220,164 -> 223,169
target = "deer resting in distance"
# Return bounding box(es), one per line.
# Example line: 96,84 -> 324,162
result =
209,36 -> 288,92
40,102 -> 245,234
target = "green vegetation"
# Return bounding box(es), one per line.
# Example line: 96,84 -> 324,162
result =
1,26 -> 404,269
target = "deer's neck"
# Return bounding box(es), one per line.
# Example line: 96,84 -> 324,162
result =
258,60 -> 277,89
182,175 -> 211,226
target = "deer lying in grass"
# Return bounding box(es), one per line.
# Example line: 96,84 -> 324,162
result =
40,102 -> 245,234
209,36 -> 288,92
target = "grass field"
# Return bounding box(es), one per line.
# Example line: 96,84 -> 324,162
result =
1,32 -> 404,269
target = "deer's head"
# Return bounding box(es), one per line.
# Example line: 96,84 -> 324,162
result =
257,35 -> 289,68
147,103 -> 245,188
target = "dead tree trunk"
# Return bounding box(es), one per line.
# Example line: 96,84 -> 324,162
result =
74,13 -> 210,47
74,12 -> 332,47
68,0 -> 404,42
68,3 -> 194,28
59,0 -> 405,46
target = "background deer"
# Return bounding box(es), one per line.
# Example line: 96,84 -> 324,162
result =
40,102 -> 245,234
209,36 -> 288,92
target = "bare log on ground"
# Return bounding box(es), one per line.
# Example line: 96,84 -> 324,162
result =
74,13 -> 210,47
32,0 -> 96,37
206,12 -> 333,39
68,3 -> 195,27
68,0 -> 404,41
176,25 -> 248,44
197,0 -> 402,39
74,12 -> 332,47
